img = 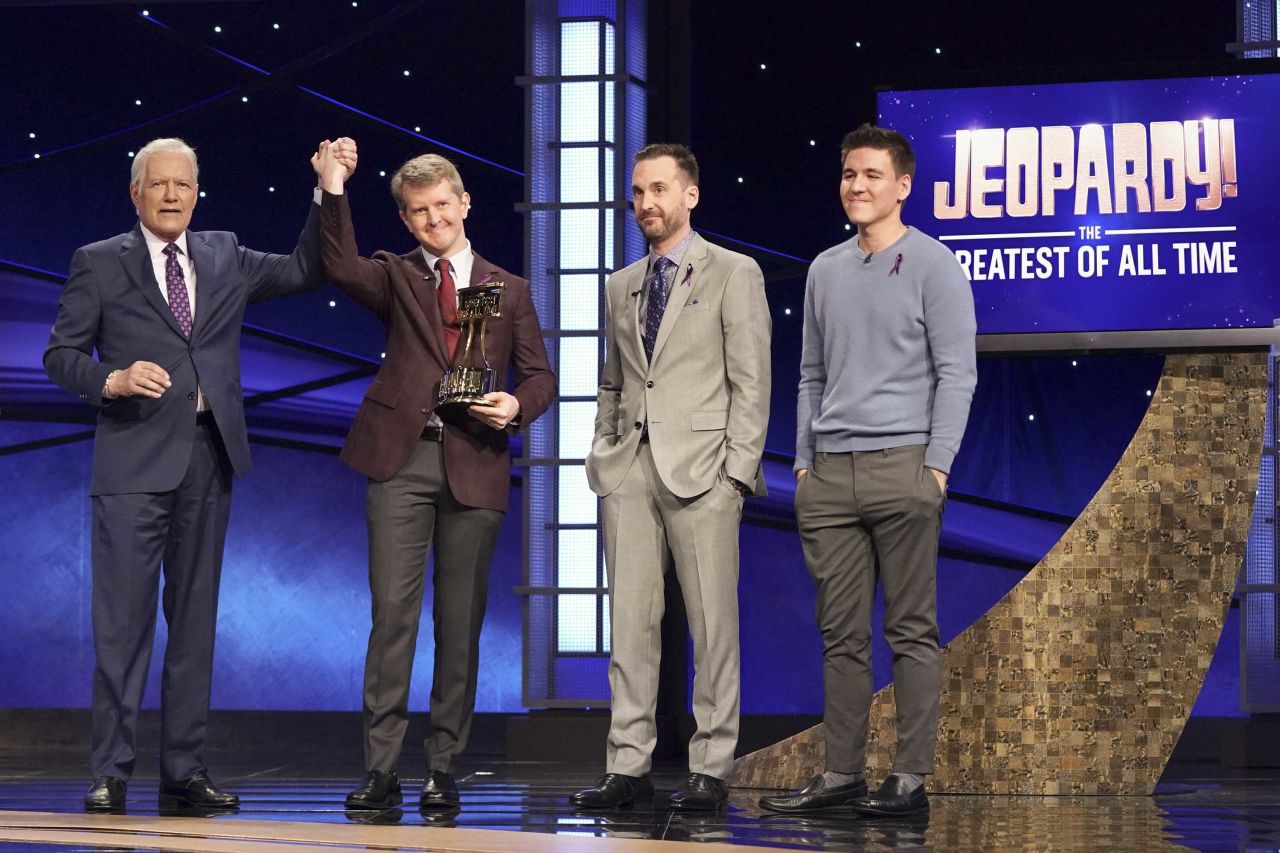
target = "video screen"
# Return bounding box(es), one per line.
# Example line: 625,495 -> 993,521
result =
878,74 -> 1280,335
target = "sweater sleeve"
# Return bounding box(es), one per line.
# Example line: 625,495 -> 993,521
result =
794,265 -> 825,472
922,252 -> 977,474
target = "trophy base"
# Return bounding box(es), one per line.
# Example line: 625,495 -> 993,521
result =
437,367 -> 499,423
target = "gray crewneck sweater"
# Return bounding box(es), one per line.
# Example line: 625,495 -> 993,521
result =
795,227 -> 977,474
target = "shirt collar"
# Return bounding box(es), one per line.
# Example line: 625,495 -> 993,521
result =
648,230 -> 696,275
420,240 -> 473,276
139,223 -> 189,258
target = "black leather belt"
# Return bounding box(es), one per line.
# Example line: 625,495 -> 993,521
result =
421,424 -> 444,442
195,411 -> 216,427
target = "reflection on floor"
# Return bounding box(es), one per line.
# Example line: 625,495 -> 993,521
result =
1,754 -> 1278,851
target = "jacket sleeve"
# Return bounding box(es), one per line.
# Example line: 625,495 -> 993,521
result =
44,247 -> 115,405
507,278 -> 557,431
720,256 -> 772,492
318,190 -> 393,321
240,200 -> 327,304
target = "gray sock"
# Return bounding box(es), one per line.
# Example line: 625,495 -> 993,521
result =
822,770 -> 864,789
892,772 -> 925,791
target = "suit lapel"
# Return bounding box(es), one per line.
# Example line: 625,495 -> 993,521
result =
118,225 -> 187,340
649,233 -> 708,366
403,249 -> 449,366
616,263 -> 647,369
186,230 -> 216,341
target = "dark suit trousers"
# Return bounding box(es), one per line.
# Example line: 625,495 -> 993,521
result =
90,418 -> 233,782
795,445 -> 945,775
361,437 -> 503,774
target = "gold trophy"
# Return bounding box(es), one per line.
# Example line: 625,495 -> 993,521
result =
436,281 -> 505,420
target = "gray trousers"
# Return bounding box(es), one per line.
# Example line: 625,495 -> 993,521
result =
795,445 -> 944,775
361,438 -> 503,774
601,442 -> 743,780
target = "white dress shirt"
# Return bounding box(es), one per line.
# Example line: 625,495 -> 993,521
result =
139,223 -> 206,411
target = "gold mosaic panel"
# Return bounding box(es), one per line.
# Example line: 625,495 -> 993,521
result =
731,352 -> 1267,795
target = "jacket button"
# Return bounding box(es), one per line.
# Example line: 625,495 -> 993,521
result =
634,421 -> 642,430
646,380 -> 654,388
187,392 -> 196,401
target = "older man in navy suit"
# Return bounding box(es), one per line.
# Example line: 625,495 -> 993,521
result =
44,137 -> 349,813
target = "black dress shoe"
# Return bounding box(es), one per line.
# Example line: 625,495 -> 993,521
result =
569,773 -> 655,808
345,770 -> 402,810
851,773 -> 929,816
758,774 -> 868,813
84,776 -> 126,813
419,771 -> 460,810
159,770 -> 240,809
668,772 -> 729,811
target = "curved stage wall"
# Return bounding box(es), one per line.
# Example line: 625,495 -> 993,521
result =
731,351 -> 1267,795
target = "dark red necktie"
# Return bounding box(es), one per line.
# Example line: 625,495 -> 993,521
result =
436,258 -> 459,357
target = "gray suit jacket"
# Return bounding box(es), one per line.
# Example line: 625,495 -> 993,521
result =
586,233 -> 771,499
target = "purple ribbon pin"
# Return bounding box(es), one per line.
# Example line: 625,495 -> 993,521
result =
889,254 -> 903,276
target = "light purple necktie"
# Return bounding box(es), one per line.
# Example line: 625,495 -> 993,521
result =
162,243 -> 193,337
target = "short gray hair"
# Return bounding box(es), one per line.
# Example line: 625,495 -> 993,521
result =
131,138 -> 199,186
390,153 -> 464,209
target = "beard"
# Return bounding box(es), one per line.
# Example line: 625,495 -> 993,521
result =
636,209 -> 686,244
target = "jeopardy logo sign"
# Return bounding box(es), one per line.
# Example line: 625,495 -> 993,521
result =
936,121 -> 1238,283
880,76 -> 1280,335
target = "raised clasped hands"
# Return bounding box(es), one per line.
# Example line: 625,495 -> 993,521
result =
312,137 -> 359,193
468,391 -> 520,431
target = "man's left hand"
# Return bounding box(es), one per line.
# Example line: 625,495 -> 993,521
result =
928,467 -> 948,494
468,391 -> 520,430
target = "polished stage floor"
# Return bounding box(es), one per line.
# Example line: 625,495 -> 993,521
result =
2,752 -> 1279,852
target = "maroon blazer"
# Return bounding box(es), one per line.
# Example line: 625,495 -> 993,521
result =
320,190 -> 555,512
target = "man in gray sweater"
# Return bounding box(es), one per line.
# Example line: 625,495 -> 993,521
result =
760,125 -> 976,817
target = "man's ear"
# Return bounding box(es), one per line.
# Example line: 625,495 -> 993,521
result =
686,183 -> 700,210
898,173 -> 912,204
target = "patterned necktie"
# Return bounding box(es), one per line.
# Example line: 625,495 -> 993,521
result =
437,258 -> 459,357
162,243 -> 193,337
643,256 -> 675,362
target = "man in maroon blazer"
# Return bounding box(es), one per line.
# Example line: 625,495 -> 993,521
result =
313,139 -> 555,812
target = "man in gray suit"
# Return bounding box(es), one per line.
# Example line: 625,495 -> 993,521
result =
571,144 -> 771,811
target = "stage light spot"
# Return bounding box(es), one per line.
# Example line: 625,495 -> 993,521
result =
379,170 -> 387,176
403,70 -> 411,77
1028,414 -> 1035,421
141,9 -> 149,15
1146,390 -> 1153,397
844,224 -> 851,230
415,126 -> 422,132
273,23 -> 280,30
241,96 -> 249,102
809,139 -> 815,146
855,41 -> 862,47
33,153 -> 40,159
329,300 -> 337,308
135,99 -> 142,106
784,308 -> 791,316
268,186 -> 275,192
381,352 -> 386,359
199,191 -> 206,198
214,25 -> 222,33
759,63 -> 766,70
127,151 -> 134,158
737,177 -> 744,183
935,47 -> 941,54
1071,360 -> 1077,366
28,132 -> 35,139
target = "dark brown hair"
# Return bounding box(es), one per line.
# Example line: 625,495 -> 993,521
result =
840,124 -> 916,179
634,143 -> 699,186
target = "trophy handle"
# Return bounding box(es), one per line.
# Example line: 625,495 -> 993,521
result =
479,316 -> 492,370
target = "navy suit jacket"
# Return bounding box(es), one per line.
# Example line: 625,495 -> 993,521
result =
44,203 -> 325,496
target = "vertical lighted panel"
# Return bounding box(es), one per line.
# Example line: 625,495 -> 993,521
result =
1241,351 -> 1280,711
519,0 -> 645,706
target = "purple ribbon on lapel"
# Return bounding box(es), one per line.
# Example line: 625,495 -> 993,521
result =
889,254 -> 903,277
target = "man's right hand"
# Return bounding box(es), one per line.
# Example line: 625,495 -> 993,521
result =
106,361 -> 171,399
312,137 -> 358,195
795,468 -> 808,481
